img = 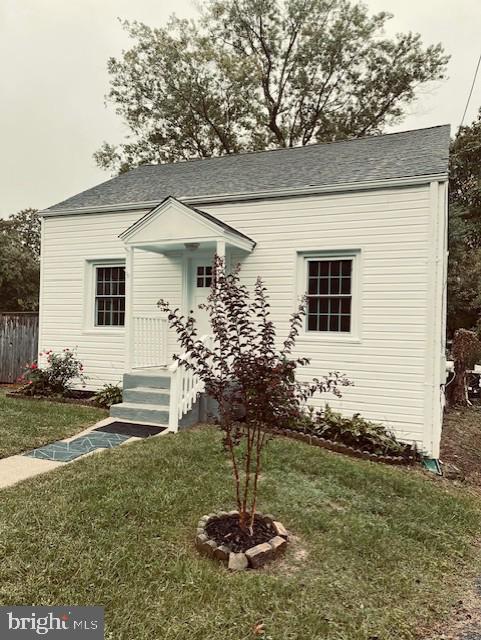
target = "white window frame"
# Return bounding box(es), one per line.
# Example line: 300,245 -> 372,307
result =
83,258 -> 126,333
296,250 -> 361,343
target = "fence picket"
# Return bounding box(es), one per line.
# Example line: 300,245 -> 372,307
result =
0,313 -> 39,383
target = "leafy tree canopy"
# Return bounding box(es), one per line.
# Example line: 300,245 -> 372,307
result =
448,110 -> 481,335
450,110 -> 481,225
4,207 -> 41,257
0,208 -> 40,312
95,0 -> 448,173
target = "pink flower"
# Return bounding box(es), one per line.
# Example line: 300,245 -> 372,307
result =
30,363 -> 37,370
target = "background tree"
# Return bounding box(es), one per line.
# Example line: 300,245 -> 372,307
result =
447,110 -> 481,335
0,208 -> 40,311
7,207 -> 41,257
95,0 -> 448,173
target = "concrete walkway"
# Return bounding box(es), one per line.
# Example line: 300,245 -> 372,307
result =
0,417 -> 162,490
0,455 -> 63,488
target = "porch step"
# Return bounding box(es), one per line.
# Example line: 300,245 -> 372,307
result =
110,402 -> 169,425
123,372 -> 171,391
123,387 -> 170,406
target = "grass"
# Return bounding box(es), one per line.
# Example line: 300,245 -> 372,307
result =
0,388 -> 107,458
0,427 -> 480,639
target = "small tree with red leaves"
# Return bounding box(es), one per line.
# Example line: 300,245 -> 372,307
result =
159,256 -> 351,532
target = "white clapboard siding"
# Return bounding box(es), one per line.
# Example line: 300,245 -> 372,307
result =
200,185 -> 445,454
40,210 -> 183,389
39,183 -> 446,453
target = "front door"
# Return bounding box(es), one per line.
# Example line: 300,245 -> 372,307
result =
190,257 -> 213,336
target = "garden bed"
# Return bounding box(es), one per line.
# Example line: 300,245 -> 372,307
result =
196,511 -> 288,570
267,426 -> 419,466
6,389 -> 99,408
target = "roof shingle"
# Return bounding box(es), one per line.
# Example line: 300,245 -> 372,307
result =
46,125 -> 450,212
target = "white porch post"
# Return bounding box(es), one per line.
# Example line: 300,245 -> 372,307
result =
125,246 -> 134,372
216,239 -> 226,261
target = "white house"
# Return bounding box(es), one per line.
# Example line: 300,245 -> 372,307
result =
38,125 -> 449,456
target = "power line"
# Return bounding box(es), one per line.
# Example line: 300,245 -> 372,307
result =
460,51 -> 481,127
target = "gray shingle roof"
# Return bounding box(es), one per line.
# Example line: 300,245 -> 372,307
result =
46,125 -> 450,212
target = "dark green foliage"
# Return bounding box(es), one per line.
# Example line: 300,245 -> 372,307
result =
6,208 -> 41,257
96,0 -> 448,172
94,384 -> 123,408
294,404 -> 420,460
20,349 -> 86,397
448,110 -> 481,334
0,208 -> 40,312
450,110 -> 481,221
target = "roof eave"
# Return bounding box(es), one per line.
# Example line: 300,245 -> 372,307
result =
39,172 -> 449,217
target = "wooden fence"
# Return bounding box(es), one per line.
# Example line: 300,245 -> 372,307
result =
0,313 -> 39,383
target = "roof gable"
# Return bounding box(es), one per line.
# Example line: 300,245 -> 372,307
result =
120,196 -> 255,250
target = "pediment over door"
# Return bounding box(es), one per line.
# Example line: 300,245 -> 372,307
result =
119,196 -> 255,253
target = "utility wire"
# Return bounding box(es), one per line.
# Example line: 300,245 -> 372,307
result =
460,51 -> 481,127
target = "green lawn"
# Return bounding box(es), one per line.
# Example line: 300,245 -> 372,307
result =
0,388 -> 107,458
0,427 -> 480,639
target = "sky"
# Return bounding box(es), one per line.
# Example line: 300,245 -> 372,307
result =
0,0 -> 480,217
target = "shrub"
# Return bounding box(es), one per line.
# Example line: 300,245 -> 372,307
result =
293,404 -> 420,460
19,348 -> 86,397
94,384 -> 123,408
159,256 -> 351,531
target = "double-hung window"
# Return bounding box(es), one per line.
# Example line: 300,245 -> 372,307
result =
95,265 -> 125,327
306,257 -> 353,333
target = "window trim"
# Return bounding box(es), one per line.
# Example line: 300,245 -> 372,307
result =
83,258 -> 126,333
196,264 -> 213,289
296,250 -> 361,343
94,264 -> 126,328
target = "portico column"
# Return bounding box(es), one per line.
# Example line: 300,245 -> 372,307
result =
124,246 -> 134,372
216,239 -> 226,262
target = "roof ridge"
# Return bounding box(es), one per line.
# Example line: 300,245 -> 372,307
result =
131,124 -> 451,172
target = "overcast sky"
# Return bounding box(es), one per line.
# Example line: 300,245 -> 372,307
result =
1,0 -> 480,217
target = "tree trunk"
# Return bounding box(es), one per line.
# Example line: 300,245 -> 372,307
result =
447,363 -> 471,406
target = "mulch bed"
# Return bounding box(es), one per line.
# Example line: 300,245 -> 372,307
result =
205,514 -> 277,553
5,390 -> 105,409
267,426 -> 419,467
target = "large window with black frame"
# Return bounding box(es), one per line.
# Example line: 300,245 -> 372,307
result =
95,265 -> 126,327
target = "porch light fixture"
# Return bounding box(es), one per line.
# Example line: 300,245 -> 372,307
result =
184,242 -> 200,251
